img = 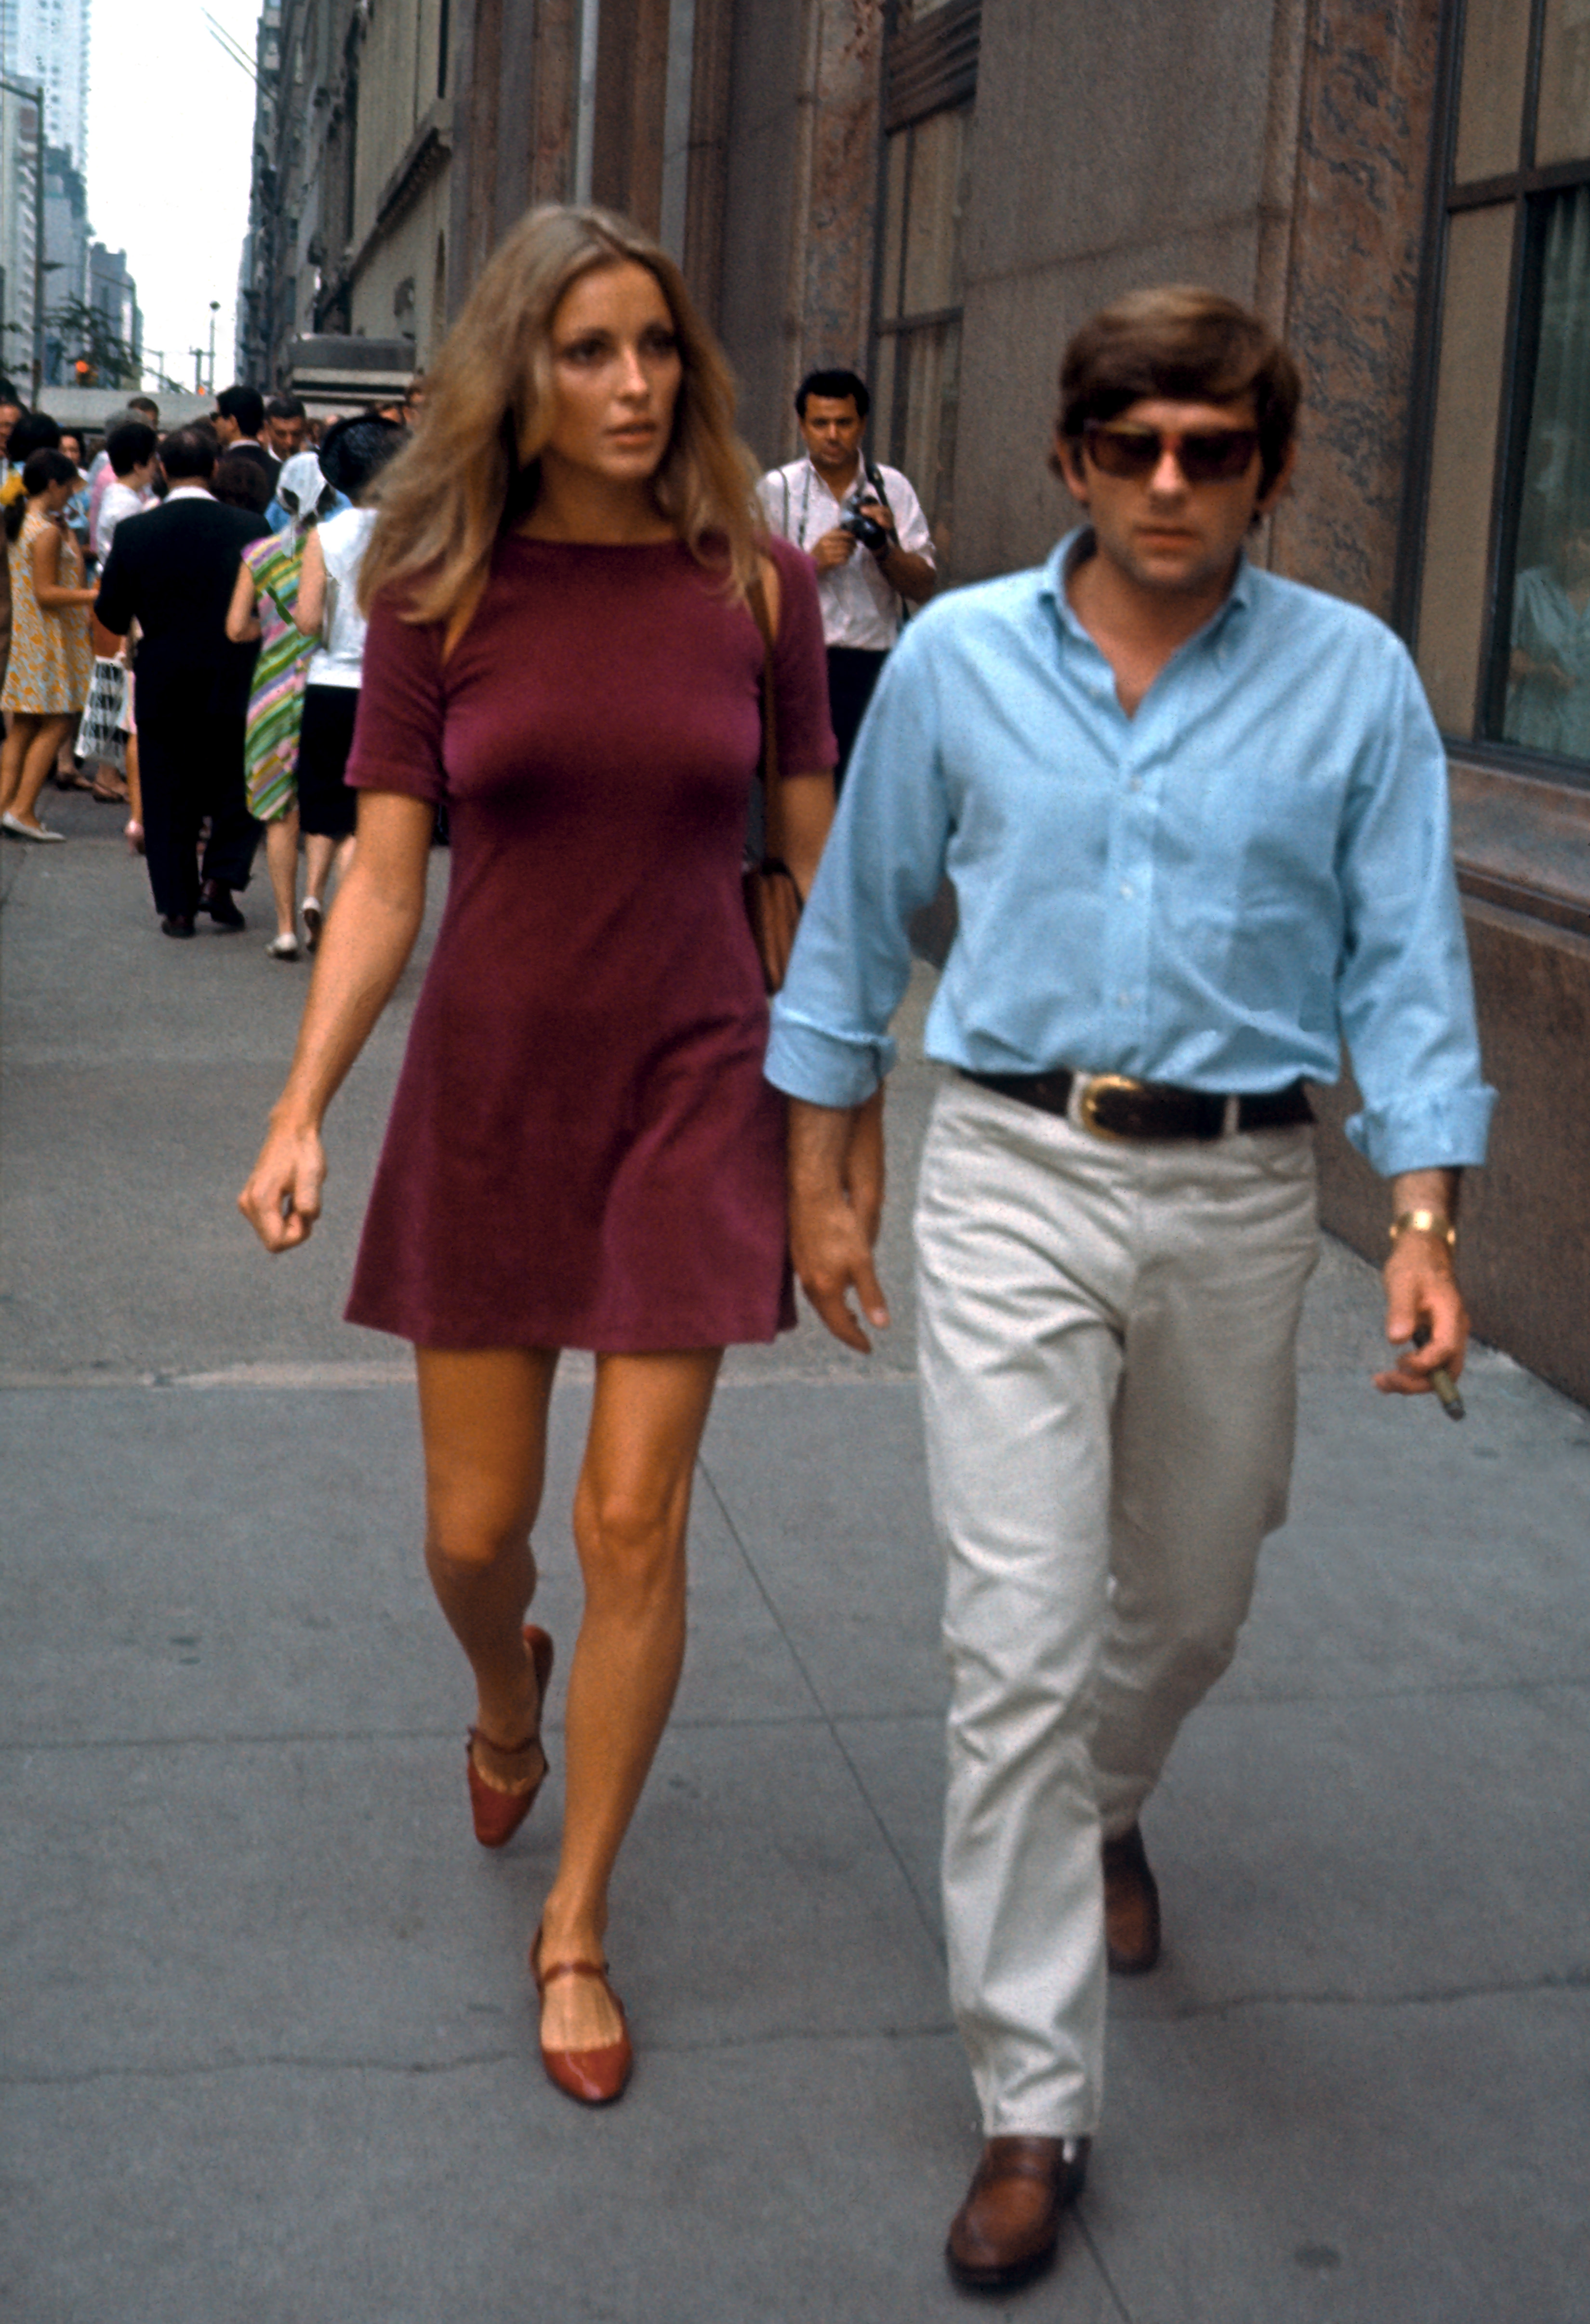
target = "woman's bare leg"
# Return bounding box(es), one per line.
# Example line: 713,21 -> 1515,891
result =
265,809 -> 301,939
416,1347 -> 561,1784
125,731 -> 143,829
538,1347 -> 723,2050
2,715 -> 73,826
0,712 -> 30,817
303,830 -> 335,913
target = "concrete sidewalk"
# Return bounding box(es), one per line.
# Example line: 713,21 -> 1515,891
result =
4,801 -> 1587,2322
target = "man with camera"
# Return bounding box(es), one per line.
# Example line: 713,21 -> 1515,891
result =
757,368 -> 936,786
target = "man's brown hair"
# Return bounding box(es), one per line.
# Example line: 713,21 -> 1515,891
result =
1054,285 -> 1301,488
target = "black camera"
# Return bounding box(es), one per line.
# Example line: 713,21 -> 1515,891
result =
839,490 -> 892,556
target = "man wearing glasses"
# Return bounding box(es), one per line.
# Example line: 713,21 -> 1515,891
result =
766,287 -> 1494,2293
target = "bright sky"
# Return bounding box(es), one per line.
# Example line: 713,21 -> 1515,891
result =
84,0 -> 262,394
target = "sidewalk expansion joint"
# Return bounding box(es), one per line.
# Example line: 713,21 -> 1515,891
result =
1135,1963 -> 1590,2022
2,2020 -> 961,2091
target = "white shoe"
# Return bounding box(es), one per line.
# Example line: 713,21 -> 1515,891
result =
265,932 -> 300,960
2,811 -> 65,843
302,895 -> 323,952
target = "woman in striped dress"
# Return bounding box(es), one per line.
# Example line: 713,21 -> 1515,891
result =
225,454 -> 334,958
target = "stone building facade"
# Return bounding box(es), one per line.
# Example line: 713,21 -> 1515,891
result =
243,0 -> 1590,1402
241,0 -> 456,386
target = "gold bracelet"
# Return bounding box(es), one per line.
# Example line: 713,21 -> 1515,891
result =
1389,1209 -> 1457,1248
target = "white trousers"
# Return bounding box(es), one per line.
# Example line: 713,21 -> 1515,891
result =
915,1077 -> 1319,2136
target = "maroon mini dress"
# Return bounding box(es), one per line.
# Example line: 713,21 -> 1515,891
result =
343,531 -> 835,1352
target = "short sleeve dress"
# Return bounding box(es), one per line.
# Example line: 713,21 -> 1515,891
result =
344,530 -> 837,1352
1,510 -> 93,716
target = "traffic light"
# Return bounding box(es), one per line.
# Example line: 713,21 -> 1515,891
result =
74,356 -> 96,384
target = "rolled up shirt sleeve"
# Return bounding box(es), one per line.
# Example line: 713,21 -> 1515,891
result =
1335,640 -> 1497,1175
766,617 -> 952,1107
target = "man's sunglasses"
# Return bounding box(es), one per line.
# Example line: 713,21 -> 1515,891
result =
1080,421 -> 1260,484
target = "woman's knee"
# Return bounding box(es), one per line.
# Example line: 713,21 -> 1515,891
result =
424,1498 -> 533,1582
574,1477 -> 687,1605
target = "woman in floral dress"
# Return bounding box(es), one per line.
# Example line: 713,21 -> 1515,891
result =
0,450 -> 96,841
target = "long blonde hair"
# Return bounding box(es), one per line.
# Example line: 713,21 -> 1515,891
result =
358,205 -> 762,640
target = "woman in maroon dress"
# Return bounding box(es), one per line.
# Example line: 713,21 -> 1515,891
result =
239,206 -> 856,2105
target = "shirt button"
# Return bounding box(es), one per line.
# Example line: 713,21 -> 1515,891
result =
1119,882 -> 1133,900
1117,991 -> 1131,1007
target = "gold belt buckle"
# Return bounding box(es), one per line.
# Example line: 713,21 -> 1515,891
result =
1077,1073 -> 1146,1140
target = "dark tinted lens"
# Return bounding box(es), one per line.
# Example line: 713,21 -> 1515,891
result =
1178,429 -> 1259,481
1083,425 -> 1160,478
1082,424 -> 1259,482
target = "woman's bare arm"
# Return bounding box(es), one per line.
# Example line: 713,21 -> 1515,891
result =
30,522 -> 97,610
782,770 -> 835,897
293,526 -> 326,635
225,556 -> 263,643
238,791 -> 434,1250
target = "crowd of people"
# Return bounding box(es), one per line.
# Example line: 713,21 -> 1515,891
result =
0,377 -> 422,952
7,202 -> 1493,2298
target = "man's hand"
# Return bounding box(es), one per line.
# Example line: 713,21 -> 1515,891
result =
1374,1169 -> 1468,1397
861,503 -> 937,604
788,1095 -> 890,1353
811,526 -> 858,572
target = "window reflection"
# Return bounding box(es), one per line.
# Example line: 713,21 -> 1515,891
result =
1504,186 -> 1590,760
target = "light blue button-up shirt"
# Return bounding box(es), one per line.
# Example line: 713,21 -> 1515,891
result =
766,531 -> 1496,1177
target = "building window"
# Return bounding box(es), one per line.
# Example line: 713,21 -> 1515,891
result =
871,0 -> 978,561
1412,0 -> 1590,789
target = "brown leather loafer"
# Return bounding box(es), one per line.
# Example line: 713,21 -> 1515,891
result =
1102,1822 -> 1162,1975
945,2135 -> 1090,2292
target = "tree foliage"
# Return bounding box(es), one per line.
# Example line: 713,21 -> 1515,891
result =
45,295 -> 142,389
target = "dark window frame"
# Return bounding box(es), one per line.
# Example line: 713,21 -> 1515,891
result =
866,0 -> 979,550
1399,0 -> 1590,792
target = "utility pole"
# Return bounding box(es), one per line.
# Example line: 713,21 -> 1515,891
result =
208,301 -> 220,394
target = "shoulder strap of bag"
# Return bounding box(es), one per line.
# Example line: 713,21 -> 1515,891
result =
746,564 -> 784,864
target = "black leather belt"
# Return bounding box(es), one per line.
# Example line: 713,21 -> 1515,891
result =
960,1068 -> 1313,1142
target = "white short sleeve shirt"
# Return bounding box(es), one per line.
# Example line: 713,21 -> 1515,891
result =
755,456 -> 935,651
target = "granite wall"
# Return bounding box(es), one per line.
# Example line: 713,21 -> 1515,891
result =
951,0 -> 1311,585
716,0 -> 884,470
1311,899 -> 1590,1409
1269,0 -> 1443,617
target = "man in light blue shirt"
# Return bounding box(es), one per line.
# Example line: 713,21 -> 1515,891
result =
765,287 -> 1495,2295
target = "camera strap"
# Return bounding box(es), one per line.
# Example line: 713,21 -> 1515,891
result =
865,462 -> 911,629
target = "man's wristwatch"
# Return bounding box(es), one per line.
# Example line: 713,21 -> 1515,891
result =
1389,1209 -> 1457,1248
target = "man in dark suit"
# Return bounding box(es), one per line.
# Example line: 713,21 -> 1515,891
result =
212,385 -> 279,492
95,425 -> 270,937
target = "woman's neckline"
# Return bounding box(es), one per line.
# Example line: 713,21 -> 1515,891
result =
506,530 -> 684,551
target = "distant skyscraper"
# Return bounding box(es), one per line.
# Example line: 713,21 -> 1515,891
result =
1,0 -> 89,173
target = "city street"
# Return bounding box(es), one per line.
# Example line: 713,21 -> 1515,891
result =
3,800 -> 1587,2324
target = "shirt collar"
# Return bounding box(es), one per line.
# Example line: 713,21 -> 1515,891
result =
801,451 -> 860,505
164,484 -> 216,503
1042,524 -> 1256,649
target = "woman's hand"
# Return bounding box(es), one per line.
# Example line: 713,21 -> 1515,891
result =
238,1116 -> 327,1251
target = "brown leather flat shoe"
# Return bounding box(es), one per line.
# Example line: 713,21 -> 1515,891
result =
1101,1822 -> 1162,1975
945,2135 -> 1090,2292
466,1624 -> 554,1848
530,1926 -> 634,2106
